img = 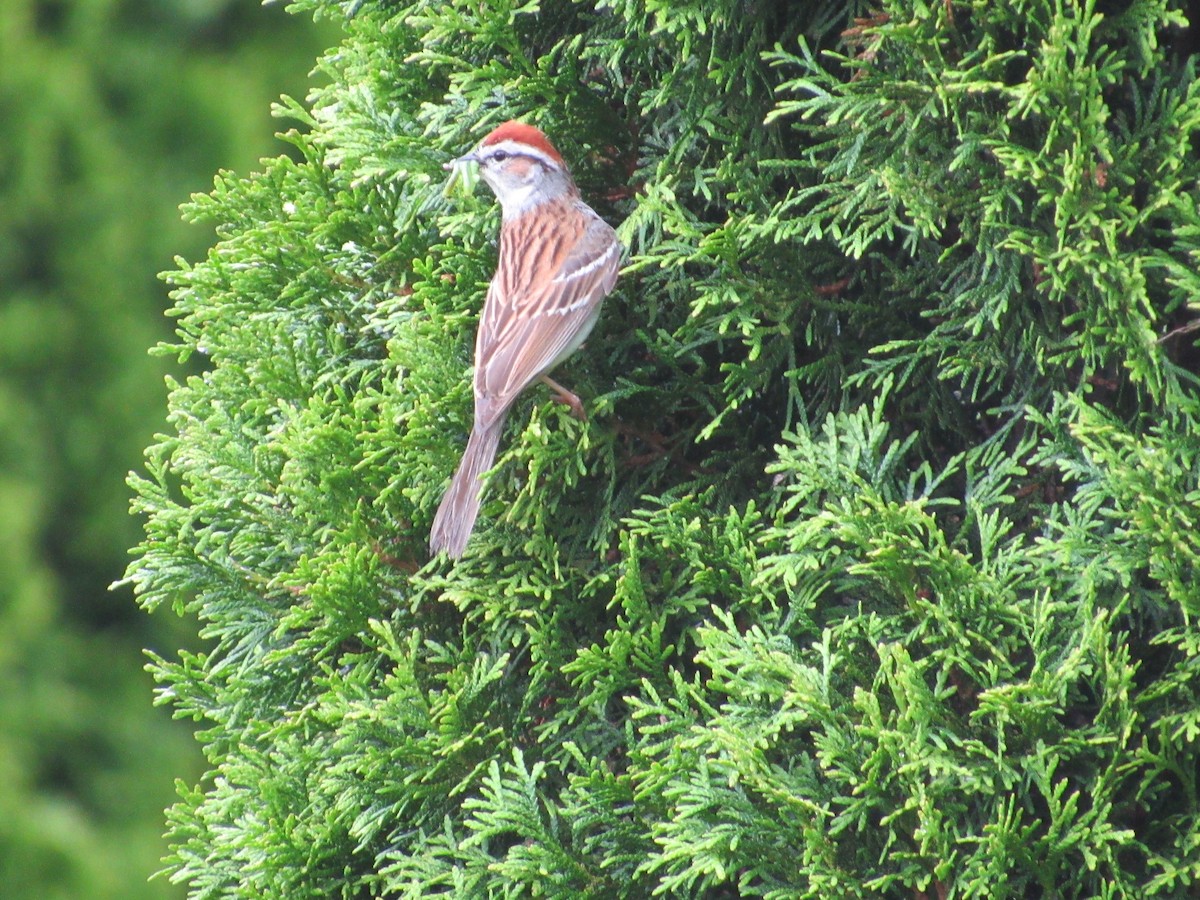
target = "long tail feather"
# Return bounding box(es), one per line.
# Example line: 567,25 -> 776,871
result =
429,422 -> 505,558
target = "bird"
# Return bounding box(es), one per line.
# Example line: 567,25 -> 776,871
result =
429,121 -> 622,558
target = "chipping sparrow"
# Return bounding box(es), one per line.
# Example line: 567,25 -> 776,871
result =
430,121 -> 622,558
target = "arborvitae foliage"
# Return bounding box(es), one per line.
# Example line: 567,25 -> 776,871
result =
125,1 -> 1200,896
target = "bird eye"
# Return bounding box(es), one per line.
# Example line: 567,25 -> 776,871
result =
490,150 -> 509,163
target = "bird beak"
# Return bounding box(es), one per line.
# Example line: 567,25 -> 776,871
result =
443,150 -> 480,172
443,150 -> 481,197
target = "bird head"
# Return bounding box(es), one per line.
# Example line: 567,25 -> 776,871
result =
446,121 -> 578,217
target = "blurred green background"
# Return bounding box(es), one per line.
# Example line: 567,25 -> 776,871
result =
0,1 -> 337,896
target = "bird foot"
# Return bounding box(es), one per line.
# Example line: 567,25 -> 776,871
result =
539,374 -> 587,421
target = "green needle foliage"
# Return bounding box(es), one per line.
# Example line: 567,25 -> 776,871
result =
124,0 -> 1200,896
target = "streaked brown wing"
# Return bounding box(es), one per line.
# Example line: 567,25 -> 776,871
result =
474,208 -> 619,425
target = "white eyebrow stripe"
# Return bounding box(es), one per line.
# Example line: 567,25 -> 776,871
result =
482,140 -> 560,169
551,240 -> 618,286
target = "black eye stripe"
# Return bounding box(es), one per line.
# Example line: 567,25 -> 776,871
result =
485,149 -> 545,166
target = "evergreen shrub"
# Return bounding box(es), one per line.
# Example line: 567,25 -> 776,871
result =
126,0 -> 1200,895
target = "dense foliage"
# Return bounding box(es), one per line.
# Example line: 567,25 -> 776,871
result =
127,0 -> 1200,896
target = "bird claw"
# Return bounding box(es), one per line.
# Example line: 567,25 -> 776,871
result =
539,374 -> 587,421
556,393 -> 588,421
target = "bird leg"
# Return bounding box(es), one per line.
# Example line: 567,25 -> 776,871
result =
539,374 -> 587,421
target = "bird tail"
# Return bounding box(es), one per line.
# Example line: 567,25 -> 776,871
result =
429,422 -> 505,558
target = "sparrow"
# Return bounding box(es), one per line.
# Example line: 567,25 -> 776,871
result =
430,121 -> 622,558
